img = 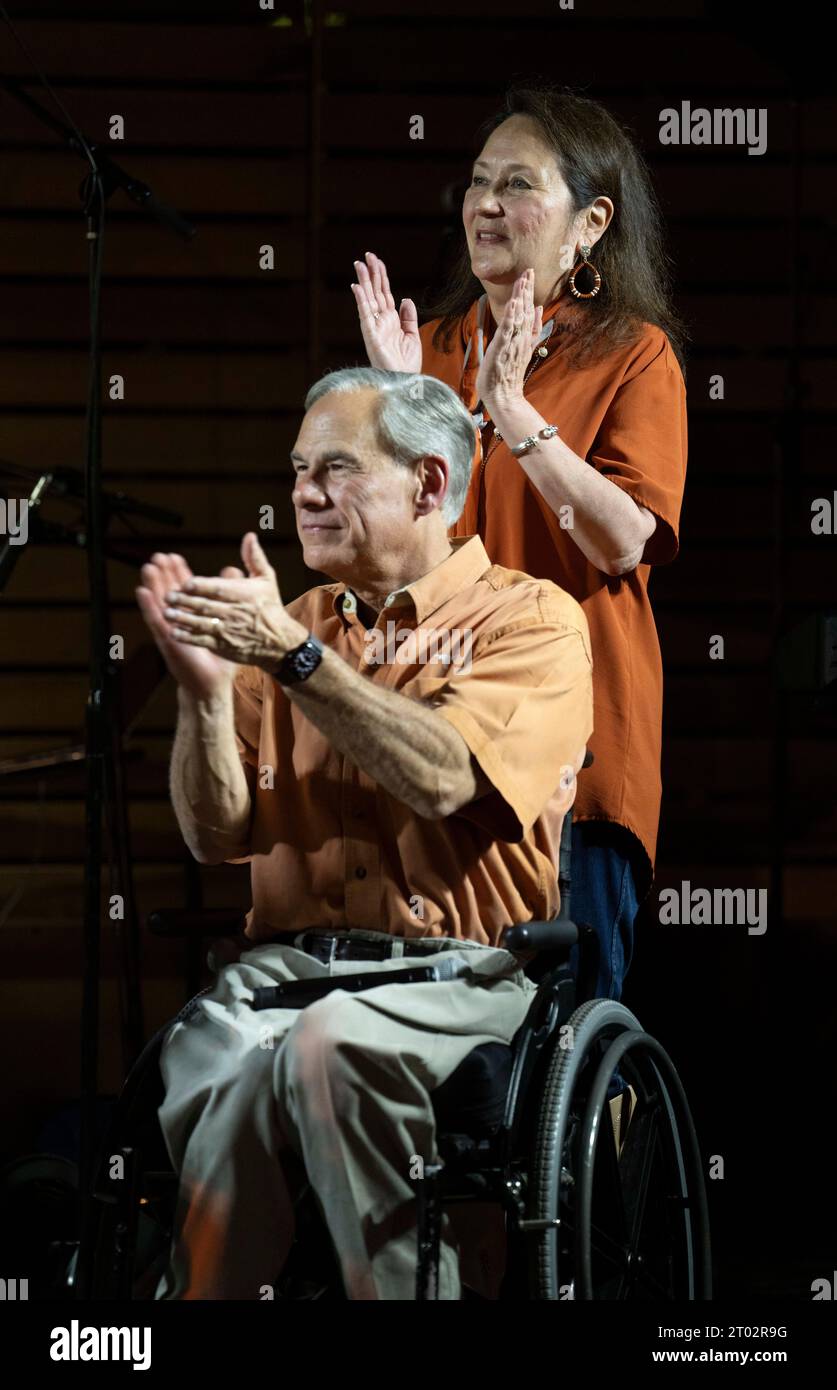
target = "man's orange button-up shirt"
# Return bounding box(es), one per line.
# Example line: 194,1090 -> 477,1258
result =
227,535 -> 593,946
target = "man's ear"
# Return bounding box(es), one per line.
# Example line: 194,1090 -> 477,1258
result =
414,454 -> 449,517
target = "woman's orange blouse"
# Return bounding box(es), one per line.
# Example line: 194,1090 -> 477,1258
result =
420,294 -> 687,898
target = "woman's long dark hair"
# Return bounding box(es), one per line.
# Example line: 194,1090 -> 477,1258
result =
423,84 -> 689,375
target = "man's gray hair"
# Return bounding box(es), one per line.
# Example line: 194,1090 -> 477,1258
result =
303,367 -> 476,526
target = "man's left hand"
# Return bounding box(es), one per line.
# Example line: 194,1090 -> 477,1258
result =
163,532 -> 308,672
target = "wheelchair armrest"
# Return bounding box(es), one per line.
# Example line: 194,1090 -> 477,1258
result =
148,908 -> 247,938
501,919 -> 579,953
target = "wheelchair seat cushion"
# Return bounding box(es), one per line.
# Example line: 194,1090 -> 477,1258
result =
431,1041 -> 512,1138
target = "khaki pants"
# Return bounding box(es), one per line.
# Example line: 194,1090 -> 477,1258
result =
154,929 -> 537,1301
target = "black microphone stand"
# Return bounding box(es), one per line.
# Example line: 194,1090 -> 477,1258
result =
1,55 -> 195,1299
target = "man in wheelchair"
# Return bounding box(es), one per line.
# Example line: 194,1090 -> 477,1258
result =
135,366 -> 594,1300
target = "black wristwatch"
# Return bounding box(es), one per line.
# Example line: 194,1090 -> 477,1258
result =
274,633 -> 324,685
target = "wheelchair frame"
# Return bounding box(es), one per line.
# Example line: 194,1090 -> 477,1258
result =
88,789 -> 712,1303
410,803 -> 712,1301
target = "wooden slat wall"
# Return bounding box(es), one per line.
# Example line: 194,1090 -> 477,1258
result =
1,0 -> 835,1242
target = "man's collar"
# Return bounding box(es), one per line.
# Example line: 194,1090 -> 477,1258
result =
331,535 -> 492,628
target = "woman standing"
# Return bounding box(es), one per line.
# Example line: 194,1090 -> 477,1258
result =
351,85 -> 688,1002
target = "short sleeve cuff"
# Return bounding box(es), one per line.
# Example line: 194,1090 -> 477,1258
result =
433,702 -> 538,841
605,476 -> 680,566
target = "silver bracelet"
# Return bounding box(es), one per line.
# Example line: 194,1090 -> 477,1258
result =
508,424 -> 560,457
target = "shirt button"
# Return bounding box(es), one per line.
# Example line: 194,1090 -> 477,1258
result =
355,866 -> 367,879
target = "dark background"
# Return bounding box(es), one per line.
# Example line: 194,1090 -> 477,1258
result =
0,0 -> 834,1300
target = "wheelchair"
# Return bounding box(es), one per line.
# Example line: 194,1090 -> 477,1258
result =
88,774 -> 712,1302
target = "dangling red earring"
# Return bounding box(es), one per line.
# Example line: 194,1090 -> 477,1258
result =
568,243 -> 602,299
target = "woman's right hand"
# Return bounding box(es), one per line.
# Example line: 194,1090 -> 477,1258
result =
351,251 -> 422,374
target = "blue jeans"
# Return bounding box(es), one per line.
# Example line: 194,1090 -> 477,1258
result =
567,820 -> 641,1003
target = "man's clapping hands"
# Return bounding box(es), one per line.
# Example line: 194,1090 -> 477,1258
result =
136,532 -> 307,700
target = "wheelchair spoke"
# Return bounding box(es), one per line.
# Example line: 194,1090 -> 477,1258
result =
585,1104 -> 633,1294
620,1068 -> 704,1299
619,1098 -> 660,1252
587,1220 -> 630,1280
621,1086 -> 693,1298
632,1257 -> 675,1300
583,1104 -> 659,1299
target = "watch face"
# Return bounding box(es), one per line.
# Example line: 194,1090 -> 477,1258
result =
282,637 -> 322,683
297,644 -> 320,676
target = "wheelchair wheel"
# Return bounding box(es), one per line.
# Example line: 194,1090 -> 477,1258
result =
92,1179 -> 175,1300
88,1032 -> 346,1301
90,1035 -> 180,1301
89,984 -> 345,1301
529,999 -> 711,1301
92,1171 -> 347,1301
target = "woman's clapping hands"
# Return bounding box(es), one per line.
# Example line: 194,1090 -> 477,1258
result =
476,269 -> 544,410
351,251 -> 422,374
